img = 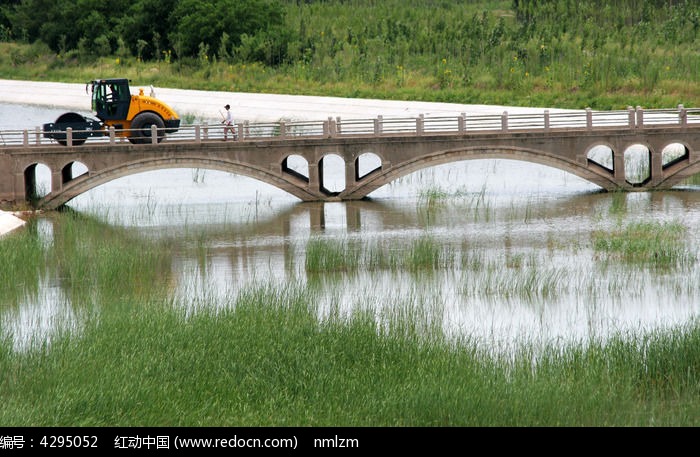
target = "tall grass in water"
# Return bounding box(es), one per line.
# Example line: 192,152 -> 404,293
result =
418,187 -> 449,209
46,211 -> 174,301
406,236 -> 453,271
681,174 -> 700,186
0,211 -> 174,308
2,282 -> 700,426
304,235 -> 454,273
417,184 -> 492,223
0,220 -> 45,302
304,237 -> 360,273
460,251 -> 570,301
592,220 -> 695,269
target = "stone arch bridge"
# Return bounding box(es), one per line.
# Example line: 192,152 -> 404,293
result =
1,106 -> 700,210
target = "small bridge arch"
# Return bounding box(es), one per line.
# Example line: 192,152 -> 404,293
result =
23,162 -> 53,201
586,142 -> 615,172
60,160 -> 89,184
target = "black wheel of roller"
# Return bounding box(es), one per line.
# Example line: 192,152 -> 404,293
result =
128,112 -> 165,145
54,112 -> 87,146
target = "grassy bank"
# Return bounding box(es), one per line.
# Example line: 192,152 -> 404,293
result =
0,41 -> 693,111
2,283 -> 700,426
1,0 -> 699,110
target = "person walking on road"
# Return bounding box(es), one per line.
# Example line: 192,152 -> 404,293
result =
222,104 -> 237,141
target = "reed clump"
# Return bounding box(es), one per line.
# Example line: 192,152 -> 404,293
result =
592,220 -> 695,269
304,235 -> 454,274
0,222 -> 45,302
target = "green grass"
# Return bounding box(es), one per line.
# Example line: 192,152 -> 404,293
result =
592,220 -> 696,269
2,284 -> 700,426
461,257 -> 569,301
0,211 -> 174,305
2,0 -> 700,112
0,223 -> 45,302
304,235 -> 454,273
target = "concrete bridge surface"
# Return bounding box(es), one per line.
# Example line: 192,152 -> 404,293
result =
1,105 -> 700,210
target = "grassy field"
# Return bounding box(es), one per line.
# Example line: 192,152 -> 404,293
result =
3,291 -> 700,426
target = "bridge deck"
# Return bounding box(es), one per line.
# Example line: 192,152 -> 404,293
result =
0,106 -> 698,147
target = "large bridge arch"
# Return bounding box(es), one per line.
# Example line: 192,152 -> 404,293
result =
38,157 -> 313,210
343,145 -> 616,199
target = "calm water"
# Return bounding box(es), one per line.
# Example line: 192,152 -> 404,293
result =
3,102 -> 700,355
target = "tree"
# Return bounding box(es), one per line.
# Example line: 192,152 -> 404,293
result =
168,0 -> 290,62
118,0 -> 179,60
9,0 -> 130,54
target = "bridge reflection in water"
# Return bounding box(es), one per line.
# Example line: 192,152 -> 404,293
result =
1,105 -> 700,209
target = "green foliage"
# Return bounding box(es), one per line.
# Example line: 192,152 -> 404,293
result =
5,0 -> 289,62
2,0 -> 700,108
119,0 -> 178,60
592,220 -> 695,269
9,0 -> 127,55
0,221 -> 44,302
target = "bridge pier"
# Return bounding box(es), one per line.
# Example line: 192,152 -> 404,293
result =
345,158 -> 356,193
51,170 -> 62,194
613,150 -> 626,185
0,155 -> 13,204
13,173 -> 26,205
650,148 -> 663,186
308,163 -> 320,194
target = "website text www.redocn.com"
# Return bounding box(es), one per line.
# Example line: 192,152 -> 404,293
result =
174,435 -> 297,450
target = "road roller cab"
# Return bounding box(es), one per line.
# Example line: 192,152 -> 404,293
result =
90,78 -> 180,141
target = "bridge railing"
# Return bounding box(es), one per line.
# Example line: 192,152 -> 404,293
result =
642,107 -> 690,127
0,127 -> 45,147
333,118 -> 376,135
1,106 -> 699,148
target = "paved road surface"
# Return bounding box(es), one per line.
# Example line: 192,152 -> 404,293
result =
0,78 -> 564,124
